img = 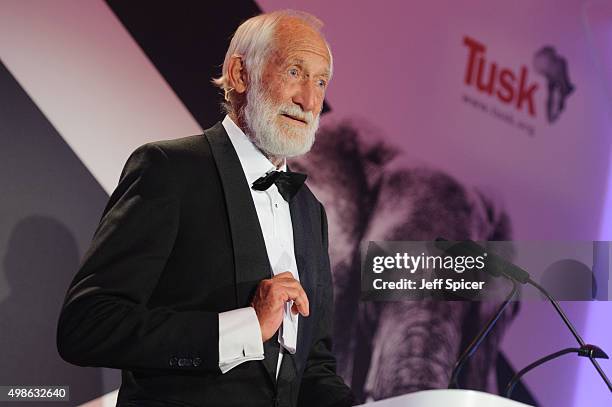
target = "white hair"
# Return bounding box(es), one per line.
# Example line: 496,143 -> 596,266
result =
212,9 -> 333,114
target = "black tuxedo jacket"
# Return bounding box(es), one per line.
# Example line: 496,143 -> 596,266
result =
56,123 -> 353,407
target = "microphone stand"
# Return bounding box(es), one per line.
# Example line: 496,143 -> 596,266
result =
505,344 -> 609,398
519,277 -> 612,393
435,238 -> 519,389
437,238 -> 612,394
448,278 -> 518,389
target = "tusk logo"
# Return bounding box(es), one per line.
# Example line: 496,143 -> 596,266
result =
462,36 -> 574,126
463,36 -> 539,117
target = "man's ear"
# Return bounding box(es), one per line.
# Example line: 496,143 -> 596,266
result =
227,55 -> 247,94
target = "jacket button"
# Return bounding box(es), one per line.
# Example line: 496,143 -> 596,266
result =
169,357 -> 178,367
178,358 -> 191,367
192,357 -> 202,367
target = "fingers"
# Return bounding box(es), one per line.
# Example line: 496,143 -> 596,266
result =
279,285 -> 309,316
291,301 -> 306,316
270,273 -> 309,316
273,271 -> 294,278
251,272 -> 310,341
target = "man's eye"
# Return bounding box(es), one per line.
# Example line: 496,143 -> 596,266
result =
288,68 -> 299,77
317,79 -> 327,88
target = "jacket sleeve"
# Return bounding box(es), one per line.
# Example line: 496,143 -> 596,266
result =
297,204 -> 355,407
56,143 -> 220,372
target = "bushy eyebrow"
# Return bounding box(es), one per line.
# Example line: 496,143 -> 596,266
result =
286,58 -> 330,79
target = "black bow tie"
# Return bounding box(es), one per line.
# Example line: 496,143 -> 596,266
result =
251,170 -> 307,202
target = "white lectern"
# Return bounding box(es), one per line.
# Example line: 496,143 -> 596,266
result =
358,389 -> 533,407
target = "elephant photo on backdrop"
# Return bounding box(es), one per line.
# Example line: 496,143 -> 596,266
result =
292,121 -> 519,403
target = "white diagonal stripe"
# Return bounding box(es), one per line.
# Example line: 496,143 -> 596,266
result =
0,0 -> 202,194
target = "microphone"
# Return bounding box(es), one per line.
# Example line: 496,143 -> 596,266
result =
435,238 -> 612,395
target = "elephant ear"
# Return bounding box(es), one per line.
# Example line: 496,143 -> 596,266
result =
469,188 -> 513,240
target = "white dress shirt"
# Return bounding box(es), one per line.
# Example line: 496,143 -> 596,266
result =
217,115 -> 300,378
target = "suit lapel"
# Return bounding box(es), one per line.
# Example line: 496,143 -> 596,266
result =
288,173 -> 318,374
204,123 -> 271,305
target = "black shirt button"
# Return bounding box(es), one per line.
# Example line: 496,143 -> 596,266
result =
169,357 -> 178,367
192,357 -> 202,367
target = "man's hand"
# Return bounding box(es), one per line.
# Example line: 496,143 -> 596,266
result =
251,271 -> 309,342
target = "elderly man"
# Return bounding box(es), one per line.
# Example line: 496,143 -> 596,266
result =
57,10 -> 353,407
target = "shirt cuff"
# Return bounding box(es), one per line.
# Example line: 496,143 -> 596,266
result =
218,307 -> 264,373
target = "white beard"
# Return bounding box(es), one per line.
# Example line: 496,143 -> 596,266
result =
243,81 -> 319,158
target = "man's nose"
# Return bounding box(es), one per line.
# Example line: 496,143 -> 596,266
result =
292,82 -> 319,114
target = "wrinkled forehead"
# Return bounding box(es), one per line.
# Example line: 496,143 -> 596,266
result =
271,17 -> 331,66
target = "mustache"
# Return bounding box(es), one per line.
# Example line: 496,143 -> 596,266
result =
278,105 -> 316,125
